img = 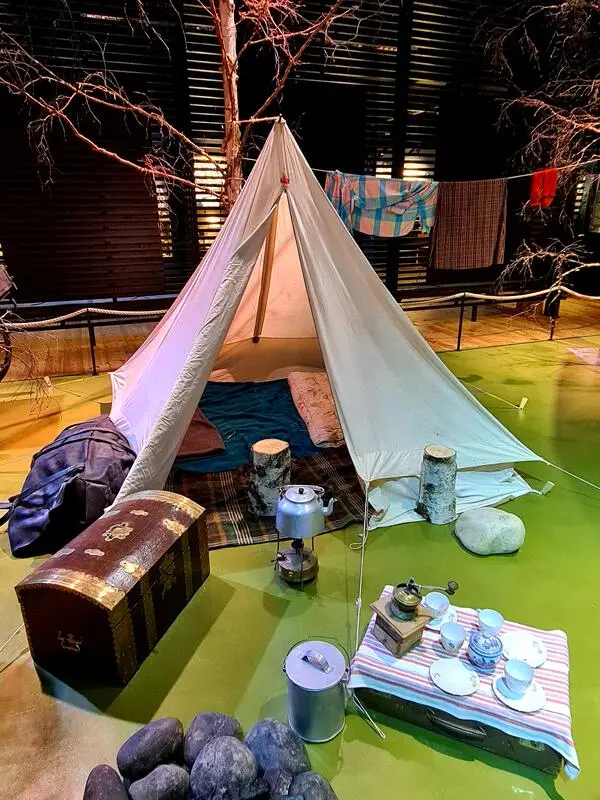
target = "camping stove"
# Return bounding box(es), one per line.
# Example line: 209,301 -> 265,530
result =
273,484 -> 336,587
274,538 -> 319,586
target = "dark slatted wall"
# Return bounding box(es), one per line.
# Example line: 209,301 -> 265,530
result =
393,0 -> 509,295
0,0 -> 516,305
182,0 -> 227,260
318,0 -> 402,280
0,0 -> 194,302
0,99 -> 164,301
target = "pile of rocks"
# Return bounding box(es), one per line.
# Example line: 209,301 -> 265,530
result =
83,714 -> 338,800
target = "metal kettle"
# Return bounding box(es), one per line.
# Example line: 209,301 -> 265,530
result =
276,485 -> 336,540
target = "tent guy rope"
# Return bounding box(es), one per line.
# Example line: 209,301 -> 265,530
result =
354,480 -> 371,654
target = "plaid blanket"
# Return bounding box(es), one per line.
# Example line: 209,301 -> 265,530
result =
168,448 -> 365,549
325,171 -> 438,237
430,178 -> 507,270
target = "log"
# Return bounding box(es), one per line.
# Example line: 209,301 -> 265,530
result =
416,444 -> 457,525
248,438 -> 291,517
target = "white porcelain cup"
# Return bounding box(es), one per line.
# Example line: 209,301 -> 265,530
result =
440,622 -> 466,655
423,591 -> 450,619
504,659 -> 534,697
478,608 -> 504,637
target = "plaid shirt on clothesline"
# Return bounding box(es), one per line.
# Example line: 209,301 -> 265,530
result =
325,171 -> 439,237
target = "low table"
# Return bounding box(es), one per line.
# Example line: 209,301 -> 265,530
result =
349,586 -> 579,779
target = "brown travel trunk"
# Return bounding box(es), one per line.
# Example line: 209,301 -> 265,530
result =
15,490 -> 210,686
354,688 -> 563,776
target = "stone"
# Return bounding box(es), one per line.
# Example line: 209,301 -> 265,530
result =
117,718 -> 184,782
455,507 -> 525,556
289,772 -> 338,800
128,764 -> 189,800
184,711 -> 243,769
244,719 -> 311,796
83,765 -> 128,800
189,735 -> 259,800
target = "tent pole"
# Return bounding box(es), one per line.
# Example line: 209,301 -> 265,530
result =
253,204 -> 279,343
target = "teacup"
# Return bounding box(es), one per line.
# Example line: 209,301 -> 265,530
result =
440,622 -> 466,655
478,608 -> 504,637
504,659 -> 534,697
423,591 -> 450,620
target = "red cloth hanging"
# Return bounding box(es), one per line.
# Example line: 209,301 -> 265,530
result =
530,169 -> 558,208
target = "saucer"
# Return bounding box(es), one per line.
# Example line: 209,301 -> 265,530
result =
501,631 -> 547,668
492,676 -> 546,713
425,605 -> 458,631
430,658 -> 480,696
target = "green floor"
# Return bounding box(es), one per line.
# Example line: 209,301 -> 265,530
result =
2,336 -> 600,799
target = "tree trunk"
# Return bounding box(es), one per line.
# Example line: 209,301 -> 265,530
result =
218,0 -> 242,210
248,439 -> 291,517
416,445 -> 457,525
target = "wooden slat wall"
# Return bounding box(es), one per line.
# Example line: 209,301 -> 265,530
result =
393,0 -> 509,294
0,0 -> 194,303
0,0 -> 523,305
0,99 -> 165,301
182,0 -> 227,262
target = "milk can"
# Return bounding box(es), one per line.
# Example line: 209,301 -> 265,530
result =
283,640 -> 348,743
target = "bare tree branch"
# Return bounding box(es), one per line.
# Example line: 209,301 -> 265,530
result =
483,0 -> 600,288
0,0 -> 380,218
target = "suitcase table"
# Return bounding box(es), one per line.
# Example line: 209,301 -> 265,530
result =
354,688 -> 563,774
16,490 -> 209,685
350,586 -> 580,779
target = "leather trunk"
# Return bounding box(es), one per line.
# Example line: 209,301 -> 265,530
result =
354,688 -> 563,776
15,490 -> 209,686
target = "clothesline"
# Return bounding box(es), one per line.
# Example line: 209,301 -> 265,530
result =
242,155 -> 600,182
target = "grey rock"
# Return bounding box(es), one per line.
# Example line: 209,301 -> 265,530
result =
289,772 -> 338,800
83,765 -> 128,800
128,764 -> 189,800
184,712 -> 243,769
455,507 -> 525,556
240,776 -> 270,799
244,719 -> 310,796
117,718 -> 184,782
189,735 -> 258,800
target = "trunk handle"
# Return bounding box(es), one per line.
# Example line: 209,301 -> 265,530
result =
426,710 -> 487,741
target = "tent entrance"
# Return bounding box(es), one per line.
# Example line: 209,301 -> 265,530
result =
214,191 -> 325,382
225,192 -> 318,347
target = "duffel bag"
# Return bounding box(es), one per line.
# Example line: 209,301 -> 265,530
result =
3,415 -> 136,557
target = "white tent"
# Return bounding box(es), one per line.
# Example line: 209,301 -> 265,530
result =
110,120 -> 542,526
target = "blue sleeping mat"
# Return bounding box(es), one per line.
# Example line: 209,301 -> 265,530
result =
175,380 -> 320,474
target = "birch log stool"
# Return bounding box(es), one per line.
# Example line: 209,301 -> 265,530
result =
248,439 -> 291,517
416,444 -> 457,524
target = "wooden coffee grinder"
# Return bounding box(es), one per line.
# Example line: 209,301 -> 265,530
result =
371,577 -> 459,658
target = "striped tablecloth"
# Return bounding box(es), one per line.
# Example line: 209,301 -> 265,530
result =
349,586 -> 580,779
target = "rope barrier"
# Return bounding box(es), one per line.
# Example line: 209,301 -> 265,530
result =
4,307 -> 167,330
2,283 -> 600,332
560,286 -> 600,302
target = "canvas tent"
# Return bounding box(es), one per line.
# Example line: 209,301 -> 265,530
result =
110,120 -> 542,527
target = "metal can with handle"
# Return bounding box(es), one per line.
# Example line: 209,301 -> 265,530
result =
283,640 -> 348,743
